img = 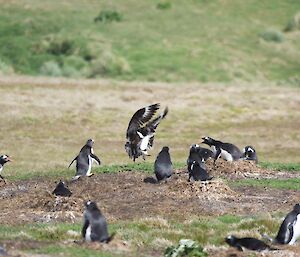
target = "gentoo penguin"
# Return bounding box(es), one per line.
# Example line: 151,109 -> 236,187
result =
68,139 -> 101,180
202,136 -> 242,163
82,201 -> 114,243
275,204 -> 300,245
225,235 -> 276,252
0,155 -> 12,183
187,144 -> 214,166
188,160 -> 213,182
242,145 -> 258,163
154,146 -> 173,181
125,103 -> 168,161
52,181 -> 72,197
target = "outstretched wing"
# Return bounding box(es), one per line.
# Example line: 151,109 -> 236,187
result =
145,106 -> 168,133
126,103 -> 160,140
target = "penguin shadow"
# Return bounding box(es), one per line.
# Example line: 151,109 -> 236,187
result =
143,177 -> 158,184
143,176 -> 175,184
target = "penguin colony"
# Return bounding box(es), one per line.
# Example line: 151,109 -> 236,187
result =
1,102 -> 300,250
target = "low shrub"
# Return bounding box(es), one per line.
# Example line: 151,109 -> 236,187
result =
94,10 -> 122,23
259,29 -> 285,43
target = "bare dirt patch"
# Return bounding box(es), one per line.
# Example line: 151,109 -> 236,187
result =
0,162 -> 299,225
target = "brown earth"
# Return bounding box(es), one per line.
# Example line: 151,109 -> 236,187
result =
0,160 -> 299,225
0,160 -> 299,256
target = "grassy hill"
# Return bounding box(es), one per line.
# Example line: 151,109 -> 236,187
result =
0,0 -> 300,82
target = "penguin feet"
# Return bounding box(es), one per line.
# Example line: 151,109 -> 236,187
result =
87,173 -> 95,177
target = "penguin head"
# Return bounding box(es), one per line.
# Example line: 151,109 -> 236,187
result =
293,204 -> 300,214
225,235 -> 238,246
0,155 -> 12,165
162,146 -> 169,152
85,200 -> 99,211
201,137 -> 214,146
85,139 -> 95,148
244,145 -> 256,155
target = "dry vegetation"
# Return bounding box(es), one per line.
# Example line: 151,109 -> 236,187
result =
0,75 -> 300,177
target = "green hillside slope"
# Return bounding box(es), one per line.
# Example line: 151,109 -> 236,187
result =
0,0 -> 299,82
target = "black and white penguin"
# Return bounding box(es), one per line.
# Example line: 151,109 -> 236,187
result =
187,144 -> 214,166
274,204 -> 300,245
201,136 -> 242,163
225,235 -> 276,252
52,181 -> 72,197
154,146 -> 173,182
0,155 -> 12,183
125,103 -> 168,161
242,146 -> 258,163
188,160 -> 213,182
82,201 -> 114,243
68,139 -> 101,180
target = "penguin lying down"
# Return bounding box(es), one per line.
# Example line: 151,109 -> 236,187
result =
52,181 -> 72,197
225,235 -> 278,252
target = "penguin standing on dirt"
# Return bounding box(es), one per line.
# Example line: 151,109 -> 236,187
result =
52,181 -> 72,197
154,146 -> 173,181
188,160 -> 212,182
225,235 -> 277,252
82,201 -> 114,243
187,144 -> 214,166
201,136 -> 242,163
68,139 -> 101,180
0,155 -> 12,183
274,204 -> 300,245
125,103 -> 168,161
242,146 -> 258,163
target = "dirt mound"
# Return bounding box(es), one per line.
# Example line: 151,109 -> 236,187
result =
166,173 -> 238,200
206,159 -> 273,179
0,170 -> 298,225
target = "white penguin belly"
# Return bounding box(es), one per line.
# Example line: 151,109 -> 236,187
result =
289,214 -> 300,245
85,225 -> 92,242
140,135 -> 151,151
0,165 -> 3,174
221,149 -> 233,162
211,146 -> 217,155
86,155 -> 92,176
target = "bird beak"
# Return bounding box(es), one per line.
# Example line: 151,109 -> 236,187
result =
7,156 -> 13,162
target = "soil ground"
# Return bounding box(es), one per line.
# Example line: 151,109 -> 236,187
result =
0,160 -> 299,256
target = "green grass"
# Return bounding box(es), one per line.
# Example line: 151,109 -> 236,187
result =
231,178 -> 300,190
0,0 -> 300,82
259,162 -> 300,172
0,215 -> 283,257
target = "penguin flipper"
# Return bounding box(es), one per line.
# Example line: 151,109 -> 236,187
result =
82,219 -> 89,239
214,148 -> 221,164
68,156 -> 78,168
91,154 -> 101,165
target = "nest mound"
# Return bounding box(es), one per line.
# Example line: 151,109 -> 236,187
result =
206,159 -> 272,179
165,172 -> 238,200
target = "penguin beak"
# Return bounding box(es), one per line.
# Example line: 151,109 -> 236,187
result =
6,156 -> 13,162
